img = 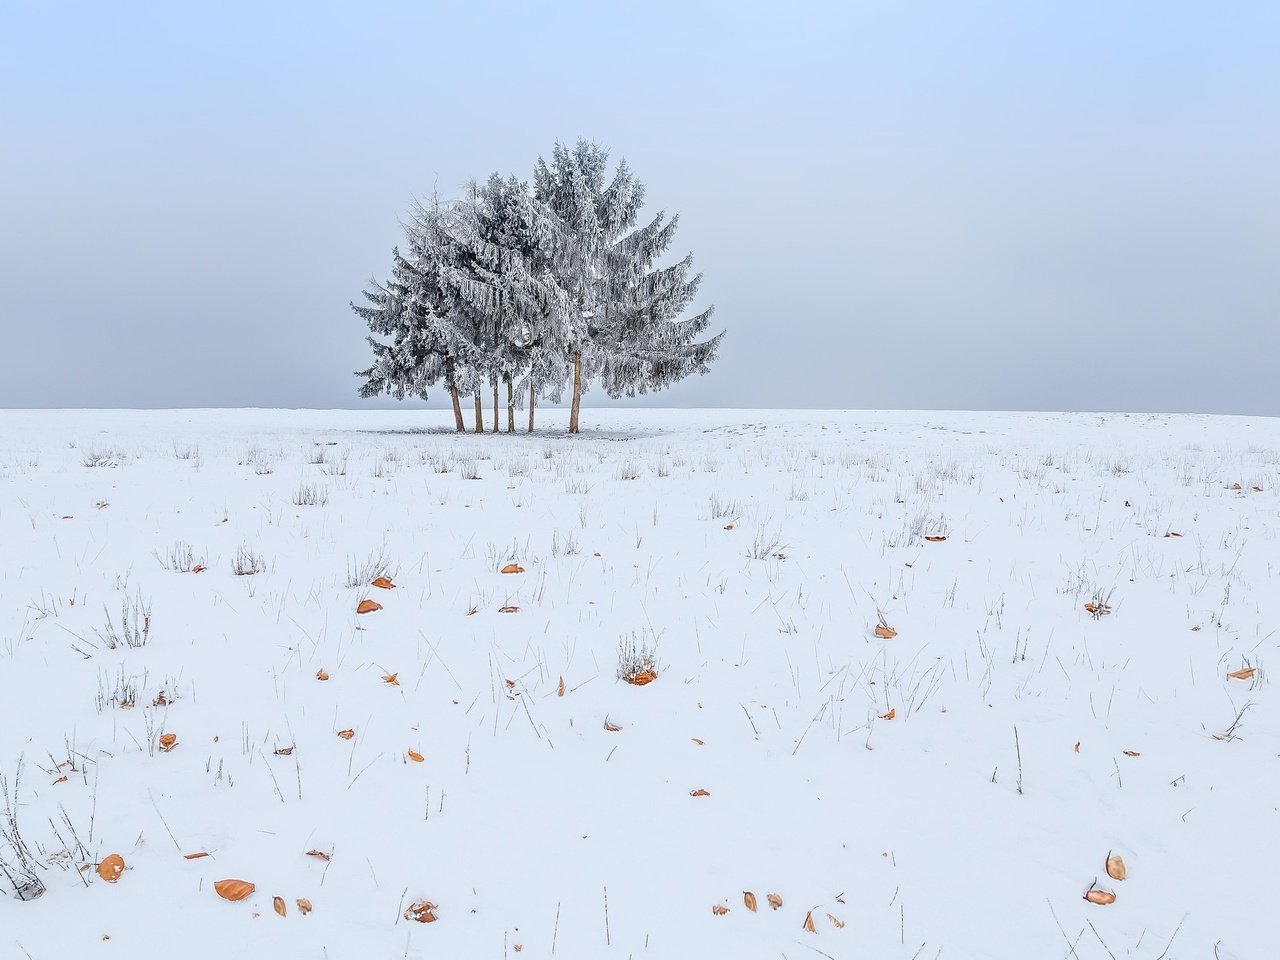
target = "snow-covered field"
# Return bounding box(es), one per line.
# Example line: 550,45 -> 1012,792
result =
1,407 -> 1276,959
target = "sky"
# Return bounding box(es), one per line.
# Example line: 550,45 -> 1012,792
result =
2,1 -> 1278,415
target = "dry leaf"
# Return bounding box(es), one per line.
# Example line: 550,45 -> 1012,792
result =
404,900 -> 438,923
803,911 -> 817,933
305,849 -> 331,862
878,708 -> 896,720
874,624 -> 897,639
1191,625 -> 1201,632
337,728 -> 355,740
723,524 -> 734,530
96,854 -> 125,883
743,891 -> 758,912
273,746 -> 294,757
1106,853 -> 1127,881
712,904 -> 729,916
1232,482 -> 1242,490
191,564 -> 205,573
1227,667 -> 1256,681
371,576 -> 395,589
273,896 -> 287,917
316,668 -> 329,681
214,879 -> 255,902
184,852 -> 209,860
1123,750 -> 1140,757
514,946 -> 522,953
52,774 -> 68,785
827,913 -> 845,929
1083,601 -> 1113,616
1083,887 -> 1116,905
557,675 -> 565,697
629,670 -> 657,686
296,898 -> 312,915
767,893 -> 783,910
924,535 -> 947,543
1164,531 -> 1183,538
500,563 -> 524,574
603,720 -> 621,732
407,749 -> 424,763
382,673 -> 399,685
159,733 -> 178,753
356,598 -> 382,614
691,738 -> 704,746
498,605 -> 520,614
1073,741 -> 1081,753
690,788 -> 711,797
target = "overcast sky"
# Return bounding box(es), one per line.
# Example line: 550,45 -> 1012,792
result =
2,2 -> 1277,414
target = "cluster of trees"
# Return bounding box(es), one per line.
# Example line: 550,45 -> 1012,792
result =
353,141 -> 723,433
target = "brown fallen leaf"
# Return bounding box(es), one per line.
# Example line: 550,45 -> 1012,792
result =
874,624 -> 897,639
96,854 -> 125,883
296,897 -> 313,915
356,598 -> 382,614
629,670 -> 657,686
1106,853 -> 1127,881
827,913 -> 845,929
1164,531 -> 1183,538
1073,741 -> 1081,753
404,900 -> 438,923
500,563 -> 524,574
1191,625 -> 1201,632
273,746 -> 295,757
691,738 -> 704,746
371,576 -> 395,589
382,673 -> 399,685
743,891 -> 758,912
273,896 -> 287,917
723,524 -> 734,530
767,893 -> 783,910
498,605 -> 520,614
1083,887 -> 1116,905
184,852 -> 209,860
690,788 -> 711,797
878,708 -> 896,720
214,879 -> 255,902
603,720 -> 621,732
803,911 -> 817,933
557,675 -> 565,697
192,564 -> 205,573
305,850 -> 331,862
337,729 -> 355,740
52,774 -> 68,785
712,904 -> 730,916
1123,750 -> 1140,757
316,668 -> 329,681
1083,601 -> 1113,616
159,733 -> 178,753
1227,667 -> 1256,681
924,535 -> 947,543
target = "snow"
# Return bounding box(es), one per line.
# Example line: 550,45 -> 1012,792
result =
1,407 -> 1276,959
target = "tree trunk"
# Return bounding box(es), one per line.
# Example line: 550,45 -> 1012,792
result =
492,382 -> 499,433
449,383 -> 464,432
506,380 -> 515,432
568,352 -> 583,434
473,392 -> 483,433
528,381 -> 536,433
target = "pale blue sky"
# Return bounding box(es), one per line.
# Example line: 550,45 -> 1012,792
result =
2,2 -> 1277,413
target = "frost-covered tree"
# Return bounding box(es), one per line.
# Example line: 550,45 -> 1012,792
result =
534,140 -> 721,432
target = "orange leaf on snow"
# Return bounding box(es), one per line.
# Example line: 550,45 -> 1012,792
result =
878,708 -> 896,720
273,896 -> 287,917
407,749 -> 424,763
924,535 -> 947,543
712,904 -> 730,916
305,850 -> 332,862
184,852 -> 209,860
827,913 -> 845,929
629,670 -> 657,686
371,576 -> 395,589
214,879 -> 255,902
500,563 -> 524,574
874,624 -> 897,639
1083,887 -> 1116,905
356,599 -> 382,614
191,564 -> 205,573
1227,667 -> 1256,681
557,675 -> 565,697
743,891 -> 758,912
498,605 -> 520,614
803,911 -> 817,933
315,668 -> 330,681
96,854 -> 125,883
159,733 -> 178,752
767,893 -> 783,910
337,729 -> 355,740
296,898 -> 313,915
690,788 -> 711,797
404,900 -> 438,923
382,673 -> 399,685
1106,853 -> 1127,881
603,720 -> 621,732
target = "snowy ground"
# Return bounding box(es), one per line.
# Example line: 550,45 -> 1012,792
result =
0,407 -> 1276,959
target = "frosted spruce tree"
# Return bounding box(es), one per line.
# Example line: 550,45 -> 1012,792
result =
533,140 -> 722,432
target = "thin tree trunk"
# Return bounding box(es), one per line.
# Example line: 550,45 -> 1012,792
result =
449,382 -> 464,432
492,382 -> 499,433
473,392 -> 483,433
568,352 -> 582,434
506,380 -> 514,432
528,381 -> 536,433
